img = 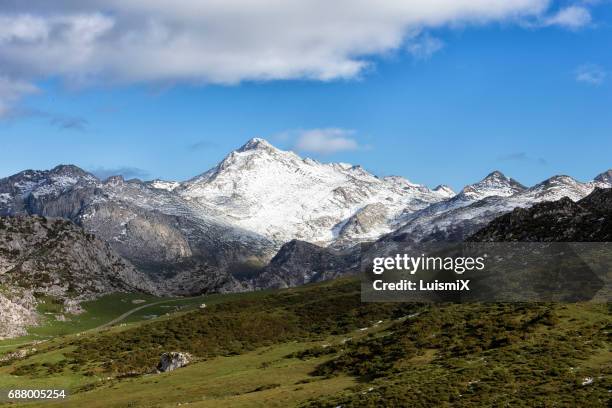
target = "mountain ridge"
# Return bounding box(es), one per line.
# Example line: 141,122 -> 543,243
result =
0,138 -> 610,295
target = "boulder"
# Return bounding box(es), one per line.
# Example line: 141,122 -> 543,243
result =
157,352 -> 192,373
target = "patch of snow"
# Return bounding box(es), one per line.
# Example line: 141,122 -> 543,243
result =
149,180 -> 181,192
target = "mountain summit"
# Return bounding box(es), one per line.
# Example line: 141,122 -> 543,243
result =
180,138 -> 447,244
460,170 -> 525,201
237,137 -> 277,152
595,169 -> 612,185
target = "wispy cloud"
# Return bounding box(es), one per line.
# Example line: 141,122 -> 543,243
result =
49,115 -> 88,131
188,140 -> 217,151
5,107 -> 89,131
89,166 -> 150,181
0,77 -> 39,118
575,64 -> 606,85
294,128 -> 362,155
498,152 -> 547,165
406,33 -> 444,60
543,6 -> 592,30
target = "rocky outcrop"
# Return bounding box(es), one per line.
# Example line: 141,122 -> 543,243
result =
336,203 -> 389,244
469,188 -> 612,242
252,240 -> 357,289
0,293 -> 38,340
157,352 -> 192,373
0,215 -> 157,339
0,215 -> 157,296
0,165 -> 274,295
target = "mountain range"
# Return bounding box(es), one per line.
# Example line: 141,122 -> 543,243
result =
1,138 -> 611,296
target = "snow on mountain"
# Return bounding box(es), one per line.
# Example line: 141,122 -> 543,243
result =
520,175 -> 594,202
390,170 -> 612,242
148,180 -> 181,192
0,139 -> 450,293
459,171 -> 525,201
179,138 -> 448,244
0,138 -> 609,294
395,171 -> 525,227
0,165 -> 98,206
594,170 -> 612,186
433,185 -> 455,198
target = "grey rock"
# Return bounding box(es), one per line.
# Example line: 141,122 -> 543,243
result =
253,240 -> 358,289
0,215 -> 157,338
157,352 -> 192,373
469,188 -> 612,242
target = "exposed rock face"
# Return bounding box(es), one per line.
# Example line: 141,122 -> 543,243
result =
0,293 -> 38,339
335,203 -> 389,245
594,170 -> 612,185
0,215 -> 156,297
253,240 -> 357,289
0,165 -> 274,295
157,352 -> 192,373
0,215 -> 157,338
469,188 -> 612,242
0,165 -> 99,219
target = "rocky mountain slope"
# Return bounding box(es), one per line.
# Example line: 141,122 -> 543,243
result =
0,138 -> 610,295
0,215 -> 156,338
178,138 -> 451,245
258,186 -> 612,290
387,170 -> 612,242
0,139 -> 451,293
0,164 -> 274,294
470,188 -> 612,242
251,239 -> 357,289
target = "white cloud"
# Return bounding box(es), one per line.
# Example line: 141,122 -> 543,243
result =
575,64 -> 606,85
543,6 -> 591,29
0,1 -> 595,113
0,77 -> 39,118
294,128 -> 361,154
406,33 -> 445,60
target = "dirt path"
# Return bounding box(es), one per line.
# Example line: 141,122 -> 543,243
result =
92,298 -> 196,331
0,297 -> 202,350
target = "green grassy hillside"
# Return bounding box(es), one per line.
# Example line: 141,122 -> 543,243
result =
0,278 -> 609,407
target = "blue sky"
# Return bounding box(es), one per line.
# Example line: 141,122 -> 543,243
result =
0,1 -> 610,191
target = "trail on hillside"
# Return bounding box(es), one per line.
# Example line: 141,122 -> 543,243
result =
92,298 -> 200,331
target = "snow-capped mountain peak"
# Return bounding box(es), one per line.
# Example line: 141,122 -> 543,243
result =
594,169 -> 612,185
0,164 -> 98,203
49,164 -> 94,178
179,139 -> 447,244
1,139 -> 611,296
237,137 -> 277,152
433,185 -> 455,198
459,170 -> 525,200
523,175 -> 593,202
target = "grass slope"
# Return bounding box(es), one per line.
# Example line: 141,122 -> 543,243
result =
0,278 -> 610,407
